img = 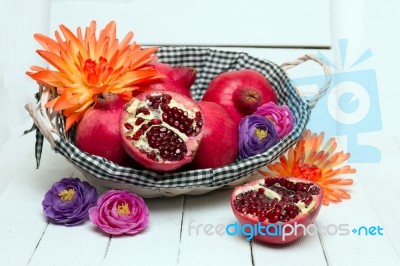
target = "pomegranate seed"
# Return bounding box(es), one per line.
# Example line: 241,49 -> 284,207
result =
303,195 -> 313,205
273,208 -> 281,216
178,124 -> 185,132
147,152 -> 156,160
258,188 -> 265,194
279,178 -> 288,187
266,211 -> 274,219
164,94 -> 172,101
295,183 -> 303,191
269,215 -> 279,223
185,129 -> 193,136
264,178 -> 275,186
124,123 -> 134,130
302,184 -> 310,192
132,135 -> 140,141
259,215 -> 266,222
309,186 -> 320,195
162,113 -> 168,121
135,118 -> 144,125
151,119 -> 162,125
285,205 -> 294,211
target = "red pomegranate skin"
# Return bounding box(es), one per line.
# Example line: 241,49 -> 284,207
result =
189,101 -> 238,169
75,93 -> 131,166
230,177 -> 323,244
137,62 -> 196,99
202,69 -> 278,126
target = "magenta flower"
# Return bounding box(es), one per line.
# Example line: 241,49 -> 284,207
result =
42,177 -> 98,225
254,102 -> 295,139
89,190 -> 149,235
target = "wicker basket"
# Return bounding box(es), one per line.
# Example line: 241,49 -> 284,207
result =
25,47 -> 331,198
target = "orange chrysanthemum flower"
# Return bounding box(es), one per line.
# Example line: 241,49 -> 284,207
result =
26,21 -> 161,131
260,129 -> 356,206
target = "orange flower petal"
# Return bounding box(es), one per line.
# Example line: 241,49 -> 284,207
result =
27,20 -> 161,131
65,111 -> 84,132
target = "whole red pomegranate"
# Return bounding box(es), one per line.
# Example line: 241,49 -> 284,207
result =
137,62 -> 196,99
230,177 -> 323,244
75,93 -> 131,166
202,69 -> 277,125
189,101 -> 238,169
120,90 -> 204,172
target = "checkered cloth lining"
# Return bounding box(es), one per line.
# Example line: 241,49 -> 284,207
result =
35,47 -> 311,188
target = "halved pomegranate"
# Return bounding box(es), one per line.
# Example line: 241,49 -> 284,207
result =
230,177 -> 323,244
120,91 -> 204,172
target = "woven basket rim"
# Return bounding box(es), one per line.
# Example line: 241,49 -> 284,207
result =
25,46 -> 331,195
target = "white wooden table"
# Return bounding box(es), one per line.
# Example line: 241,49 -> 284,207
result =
1,0 -> 400,265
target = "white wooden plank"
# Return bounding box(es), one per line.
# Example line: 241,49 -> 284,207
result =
0,137 -> 76,265
353,142 -> 400,259
316,176 -> 400,265
178,189 -> 252,266
28,169 -> 109,266
50,0 -> 331,47
102,196 -> 184,266
28,221 -> 109,266
252,235 -> 327,266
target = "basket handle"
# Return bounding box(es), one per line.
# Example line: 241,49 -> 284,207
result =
25,85 -> 60,149
280,54 -> 332,109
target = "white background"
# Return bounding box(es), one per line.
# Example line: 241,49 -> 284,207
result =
0,0 -> 400,265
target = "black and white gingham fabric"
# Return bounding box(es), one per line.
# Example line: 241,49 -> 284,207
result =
47,47 -> 312,189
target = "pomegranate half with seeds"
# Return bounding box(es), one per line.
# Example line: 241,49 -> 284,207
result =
120,91 -> 204,172
230,177 -> 323,244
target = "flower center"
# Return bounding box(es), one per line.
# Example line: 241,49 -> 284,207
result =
58,189 -> 75,201
254,128 -> 268,141
83,57 -> 113,85
116,203 -> 131,215
293,163 -> 322,181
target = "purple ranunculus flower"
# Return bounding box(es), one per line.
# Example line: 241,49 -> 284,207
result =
42,177 -> 98,225
89,190 -> 149,235
239,115 -> 278,159
254,102 -> 295,139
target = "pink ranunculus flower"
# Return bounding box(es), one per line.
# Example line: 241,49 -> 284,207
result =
89,190 -> 149,235
253,102 -> 295,139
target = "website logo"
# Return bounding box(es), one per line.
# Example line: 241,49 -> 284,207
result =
188,220 -> 384,241
292,39 -> 382,163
